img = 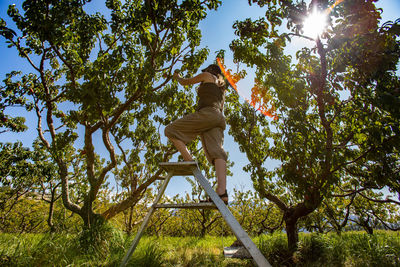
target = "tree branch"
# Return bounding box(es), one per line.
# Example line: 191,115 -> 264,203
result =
101,149 -> 175,219
359,191 -> 400,205
332,135 -> 397,173
13,37 -> 40,72
371,210 -> 400,231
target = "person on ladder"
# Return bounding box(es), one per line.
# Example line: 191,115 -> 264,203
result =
164,64 -> 228,204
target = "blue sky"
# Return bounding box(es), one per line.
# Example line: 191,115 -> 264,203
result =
1,0 -> 399,198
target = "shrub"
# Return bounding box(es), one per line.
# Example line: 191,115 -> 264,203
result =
77,217 -> 125,258
257,232 -> 293,266
128,241 -> 165,267
293,234 -> 328,265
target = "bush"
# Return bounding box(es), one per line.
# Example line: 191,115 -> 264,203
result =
77,217 -> 125,258
0,220 -> 126,266
293,234 -> 328,265
128,241 -> 165,267
257,232 -> 293,266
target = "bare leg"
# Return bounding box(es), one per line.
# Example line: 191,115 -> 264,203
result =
169,138 -> 193,161
215,159 -> 227,201
170,137 -> 227,201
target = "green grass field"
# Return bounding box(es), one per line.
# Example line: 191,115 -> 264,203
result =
1,231 -> 399,266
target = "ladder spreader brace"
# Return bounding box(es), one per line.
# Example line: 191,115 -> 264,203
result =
120,162 -> 272,267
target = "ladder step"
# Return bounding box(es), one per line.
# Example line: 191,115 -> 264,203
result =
154,202 -> 217,209
159,162 -> 197,176
224,246 -> 252,259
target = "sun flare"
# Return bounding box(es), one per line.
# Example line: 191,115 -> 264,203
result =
303,10 -> 327,39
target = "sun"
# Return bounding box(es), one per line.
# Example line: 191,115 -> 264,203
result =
303,9 -> 327,39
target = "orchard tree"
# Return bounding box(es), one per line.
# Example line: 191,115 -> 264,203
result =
0,142 -> 36,231
225,0 -> 399,251
299,181 -> 356,235
349,192 -> 385,234
0,0 -> 222,229
0,141 -> 49,232
321,191 -> 355,234
334,181 -> 400,232
172,174 -> 222,237
120,188 -> 156,236
33,140 -> 63,232
230,188 -> 283,236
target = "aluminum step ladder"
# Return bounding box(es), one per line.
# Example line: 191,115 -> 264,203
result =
120,162 -> 271,267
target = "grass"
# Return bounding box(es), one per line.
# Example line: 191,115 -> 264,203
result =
292,231 -> 400,267
126,235 -> 252,267
0,230 -> 399,266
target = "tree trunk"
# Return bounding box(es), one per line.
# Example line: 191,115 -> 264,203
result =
365,225 -> 374,235
80,197 -> 98,228
283,197 -> 321,252
47,197 -> 56,233
200,221 -> 206,237
47,185 -> 60,233
285,217 -> 299,252
126,206 -> 134,235
362,222 -> 374,235
335,227 -> 342,236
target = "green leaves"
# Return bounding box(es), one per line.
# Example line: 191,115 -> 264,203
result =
226,0 -> 400,250
0,71 -> 34,134
0,0 -> 225,226
0,18 -> 17,41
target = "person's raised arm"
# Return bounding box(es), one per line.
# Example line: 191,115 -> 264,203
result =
173,72 -> 211,86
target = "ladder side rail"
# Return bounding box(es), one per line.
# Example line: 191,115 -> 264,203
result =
120,172 -> 174,267
192,168 -> 272,267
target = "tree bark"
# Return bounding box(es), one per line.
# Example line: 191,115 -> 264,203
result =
47,195 -> 55,232
285,217 -> 299,252
282,197 -> 321,251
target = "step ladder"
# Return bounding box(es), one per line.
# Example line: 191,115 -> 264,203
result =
120,162 -> 271,267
